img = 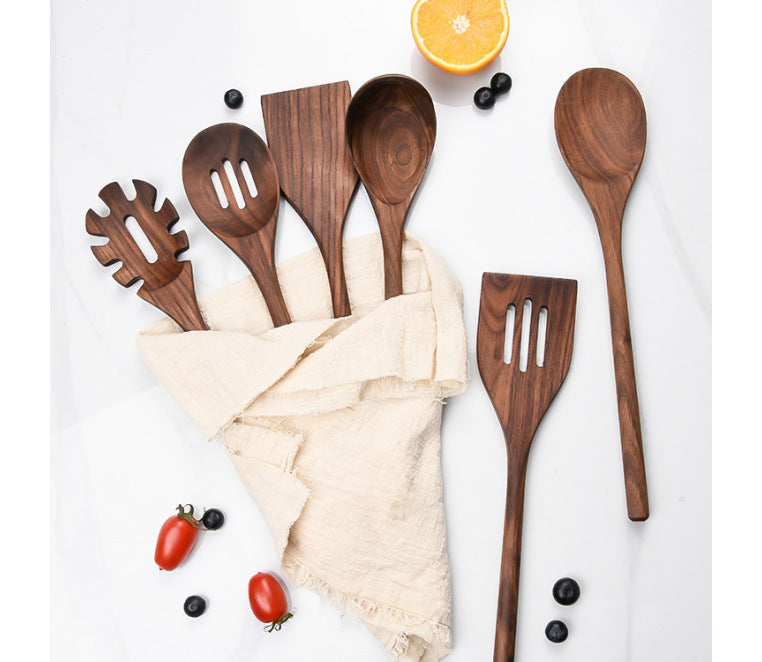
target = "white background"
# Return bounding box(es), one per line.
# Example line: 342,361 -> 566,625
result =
33,0 -> 722,659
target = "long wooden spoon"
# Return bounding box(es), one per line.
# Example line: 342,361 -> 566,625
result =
86,179 -> 208,331
261,81 -> 359,318
182,123 -> 291,327
346,74 -> 436,299
477,273 -> 577,662
554,67 -> 649,521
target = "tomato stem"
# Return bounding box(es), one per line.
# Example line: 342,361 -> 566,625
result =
176,503 -> 201,529
264,612 -> 293,632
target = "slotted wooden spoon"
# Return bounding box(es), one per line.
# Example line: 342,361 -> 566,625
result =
477,273 -> 577,662
85,179 -> 208,331
345,74 -> 436,299
554,67 -> 649,521
261,81 -> 359,318
182,123 -> 291,327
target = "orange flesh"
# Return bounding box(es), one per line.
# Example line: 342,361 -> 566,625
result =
413,0 -> 509,73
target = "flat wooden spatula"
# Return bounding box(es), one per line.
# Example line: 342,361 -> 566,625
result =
261,81 -> 359,318
477,273 -> 577,662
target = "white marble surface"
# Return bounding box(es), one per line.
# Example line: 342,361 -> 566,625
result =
50,1 -> 711,660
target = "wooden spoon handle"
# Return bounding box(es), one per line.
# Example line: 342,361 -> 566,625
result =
600,233 -> 649,521
494,454 -> 528,662
137,261 -> 208,331
234,233 -> 291,328
372,201 -> 408,299
251,262 -> 291,328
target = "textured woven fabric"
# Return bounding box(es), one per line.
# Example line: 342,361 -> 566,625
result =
137,233 -> 468,661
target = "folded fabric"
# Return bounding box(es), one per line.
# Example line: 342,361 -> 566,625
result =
137,233 -> 468,661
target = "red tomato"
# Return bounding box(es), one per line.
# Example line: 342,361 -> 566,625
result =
248,572 -> 293,631
154,504 -> 200,571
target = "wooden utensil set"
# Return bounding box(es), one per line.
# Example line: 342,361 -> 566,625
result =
86,68 -> 649,662
87,75 -> 435,331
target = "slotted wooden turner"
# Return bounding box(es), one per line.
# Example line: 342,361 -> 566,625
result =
85,179 -> 208,331
477,273 -> 577,662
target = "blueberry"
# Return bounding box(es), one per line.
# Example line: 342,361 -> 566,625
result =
184,595 -> 206,618
490,72 -> 512,95
202,508 -> 225,530
474,86 -> 495,110
224,89 -> 243,109
545,620 -> 568,643
552,577 -> 580,605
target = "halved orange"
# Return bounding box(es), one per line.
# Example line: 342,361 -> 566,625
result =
411,0 -> 510,75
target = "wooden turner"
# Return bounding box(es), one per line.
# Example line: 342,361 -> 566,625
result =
477,273 -> 577,662
261,81 -> 359,318
85,179 -> 208,331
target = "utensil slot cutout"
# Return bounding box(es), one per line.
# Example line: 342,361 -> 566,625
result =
210,160 -> 258,210
239,160 -> 258,198
536,307 -> 548,367
222,160 -> 246,208
519,299 -> 532,372
504,300 -> 548,370
210,170 -> 228,209
503,304 -> 516,364
124,215 -> 158,263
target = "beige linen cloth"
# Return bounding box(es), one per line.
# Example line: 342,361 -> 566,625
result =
137,233 -> 467,661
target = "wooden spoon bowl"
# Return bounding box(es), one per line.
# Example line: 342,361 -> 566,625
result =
555,68 -> 646,184
346,74 -> 436,298
182,123 -> 280,237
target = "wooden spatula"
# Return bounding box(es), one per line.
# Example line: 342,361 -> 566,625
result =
477,273 -> 577,662
85,179 -> 208,331
261,81 -> 359,318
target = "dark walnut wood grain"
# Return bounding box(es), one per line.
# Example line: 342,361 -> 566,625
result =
477,273 -> 577,662
85,179 -> 208,331
261,81 -> 359,318
554,67 -> 649,522
346,74 -> 436,299
182,123 -> 291,327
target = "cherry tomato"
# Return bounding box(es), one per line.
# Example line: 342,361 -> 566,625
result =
248,572 -> 293,631
154,504 -> 200,571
